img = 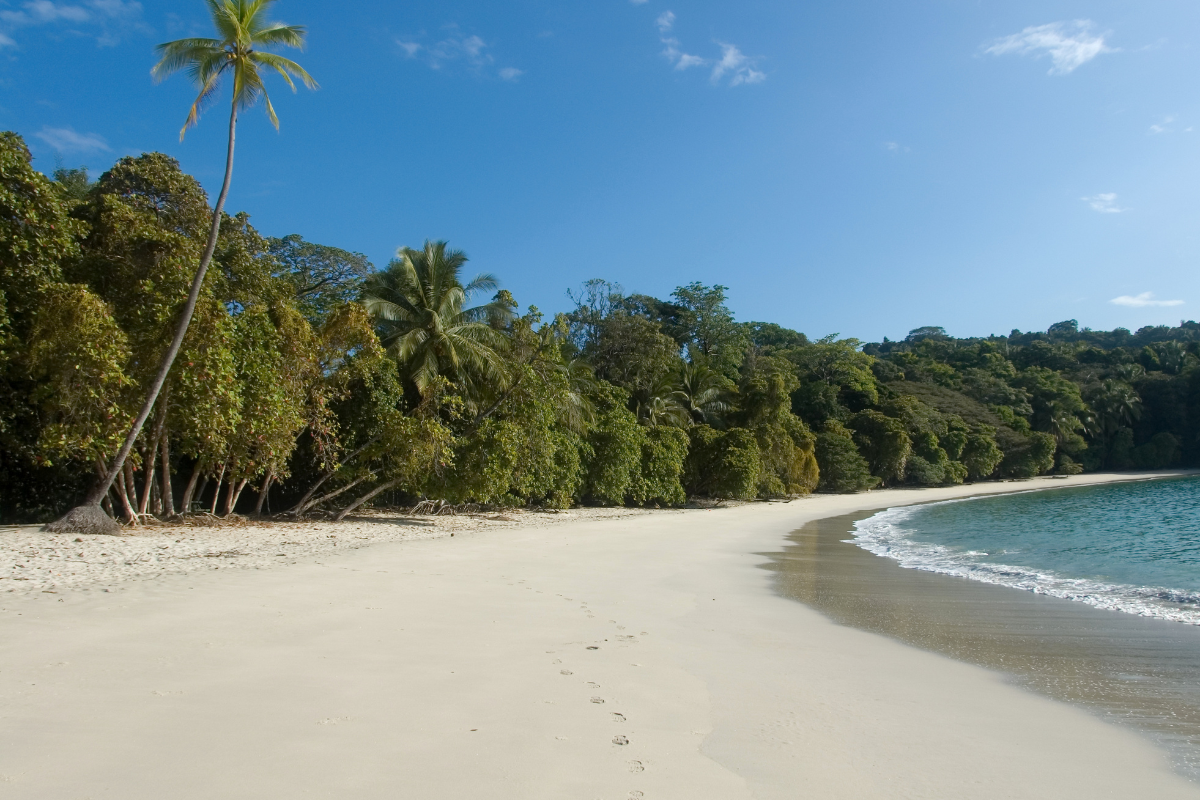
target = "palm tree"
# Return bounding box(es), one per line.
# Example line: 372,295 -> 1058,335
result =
1087,380 -> 1141,439
631,374 -> 690,428
48,0 -> 316,534
361,241 -> 513,401
676,362 -> 732,426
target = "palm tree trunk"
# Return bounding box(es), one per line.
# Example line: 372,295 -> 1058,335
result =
46,101 -> 239,533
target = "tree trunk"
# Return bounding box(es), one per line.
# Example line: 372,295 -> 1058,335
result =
297,474 -> 372,516
180,460 -> 204,515
286,434 -> 380,516
46,101 -> 239,533
160,428 -> 175,517
210,460 -> 227,515
254,469 -> 274,516
226,478 -> 247,515
334,477 -> 401,522
115,467 -> 137,525
138,435 -> 159,517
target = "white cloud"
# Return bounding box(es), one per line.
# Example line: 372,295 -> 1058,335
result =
712,42 -> 765,85
654,14 -> 763,85
1149,115 -> 1175,134
0,0 -> 144,46
1110,292 -> 1184,308
984,20 -> 1113,75
34,125 -> 109,153
1083,192 -> 1124,213
396,28 -> 522,82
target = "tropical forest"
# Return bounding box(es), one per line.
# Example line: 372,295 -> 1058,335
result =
3,130 -> 1198,527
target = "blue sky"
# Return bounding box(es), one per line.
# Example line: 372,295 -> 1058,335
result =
4,0 -> 1199,342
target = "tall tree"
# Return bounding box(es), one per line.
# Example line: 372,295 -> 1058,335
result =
361,240 -> 512,401
48,0 -> 316,533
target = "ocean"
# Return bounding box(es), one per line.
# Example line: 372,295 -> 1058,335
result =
852,476 -> 1200,625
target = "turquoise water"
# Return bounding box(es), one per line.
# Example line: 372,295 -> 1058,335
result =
852,476 -> 1200,625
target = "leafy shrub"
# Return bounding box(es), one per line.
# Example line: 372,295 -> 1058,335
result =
684,425 -> 761,499
631,426 -> 688,506
815,420 -> 878,492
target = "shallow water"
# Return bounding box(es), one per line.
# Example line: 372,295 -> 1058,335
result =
852,476 -> 1200,625
768,502 -> 1200,780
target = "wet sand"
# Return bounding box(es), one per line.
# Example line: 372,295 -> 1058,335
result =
769,510 -> 1200,778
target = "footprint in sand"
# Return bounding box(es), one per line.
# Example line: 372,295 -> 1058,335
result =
628,760 -> 645,773
611,713 -> 626,723
561,669 -> 573,675
591,697 -> 605,704
612,735 -> 629,745
629,791 -> 644,798
587,681 -> 600,688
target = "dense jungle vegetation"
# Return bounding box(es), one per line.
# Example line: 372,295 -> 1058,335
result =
2,133 -> 1197,524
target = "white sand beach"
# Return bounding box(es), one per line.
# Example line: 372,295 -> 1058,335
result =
2,472 -> 1198,799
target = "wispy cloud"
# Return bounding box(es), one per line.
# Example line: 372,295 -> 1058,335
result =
1149,115 -> 1175,134
0,0 -> 146,47
711,42 -> 765,85
984,20 -> 1113,75
396,26 -> 521,81
1110,292 -> 1184,308
884,141 -> 911,154
34,125 -> 109,153
654,12 -> 764,85
1083,193 -> 1124,214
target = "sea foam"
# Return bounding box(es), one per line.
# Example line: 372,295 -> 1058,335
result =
851,498 -> 1200,626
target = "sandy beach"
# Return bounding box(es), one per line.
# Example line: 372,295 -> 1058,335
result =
2,472 -> 1198,799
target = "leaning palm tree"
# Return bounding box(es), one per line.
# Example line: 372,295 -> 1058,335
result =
47,0 -> 316,534
362,241 -> 513,402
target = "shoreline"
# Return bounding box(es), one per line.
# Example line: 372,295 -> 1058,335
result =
2,471 -> 1198,798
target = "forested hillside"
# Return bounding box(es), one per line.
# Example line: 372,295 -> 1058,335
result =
2,133 -> 1195,524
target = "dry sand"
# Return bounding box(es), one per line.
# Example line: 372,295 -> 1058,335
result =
2,472 -> 1198,799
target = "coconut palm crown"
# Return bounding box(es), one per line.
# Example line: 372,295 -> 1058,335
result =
362,241 -> 514,399
152,0 -> 317,139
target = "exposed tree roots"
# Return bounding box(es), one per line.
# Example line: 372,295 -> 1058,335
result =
42,504 -> 123,536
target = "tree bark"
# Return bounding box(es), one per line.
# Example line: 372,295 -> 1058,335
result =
180,460 -> 204,515
159,428 -> 175,517
226,478 -> 247,515
210,460 -> 227,515
286,434 -> 380,516
54,101 -> 239,527
138,436 -> 159,517
334,477 -> 401,522
296,473 -> 372,516
115,467 -> 136,524
254,469 -> 273,515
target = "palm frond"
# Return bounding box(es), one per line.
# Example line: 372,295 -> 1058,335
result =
251,51 -> 318,90
152,38 -> 223,80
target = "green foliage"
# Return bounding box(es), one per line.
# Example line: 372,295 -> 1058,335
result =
684,425 -> 762,499
670,282 -> 749,378
849,409 -> 911,485
1000,431 -> 1057,478
268,234 -> 372,325
584,383 -> 645,505
961,426 -> 1004,480
814,420 -> 878,493
631,426 -> 688,506
362,240 -> 512,400
1132,432 -> 1181,469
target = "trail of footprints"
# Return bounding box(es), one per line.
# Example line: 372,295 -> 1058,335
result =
506,576 -> 648,795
